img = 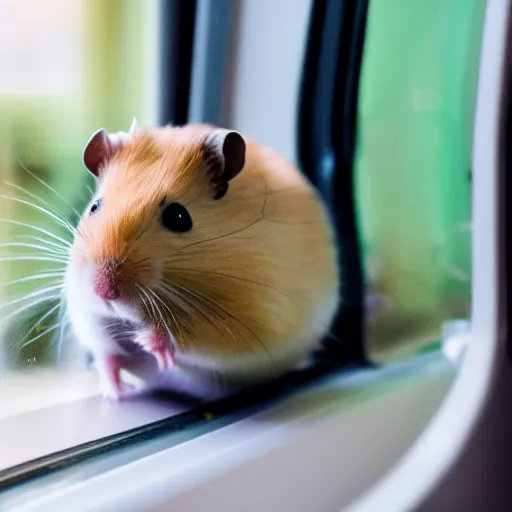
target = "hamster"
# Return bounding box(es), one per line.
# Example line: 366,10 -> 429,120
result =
65,120 -> 339,400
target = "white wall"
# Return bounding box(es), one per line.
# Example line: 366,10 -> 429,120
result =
223,0 -> 312,166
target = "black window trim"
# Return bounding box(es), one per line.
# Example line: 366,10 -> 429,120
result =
298,0 -> 370,366
158,0 -> 198,126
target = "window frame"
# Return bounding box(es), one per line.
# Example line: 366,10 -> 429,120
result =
298,0 -> 369,364
2,0 -> 506,508
8,1 -> 505,508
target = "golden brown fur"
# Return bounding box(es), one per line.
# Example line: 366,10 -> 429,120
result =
71,123 -> 339,387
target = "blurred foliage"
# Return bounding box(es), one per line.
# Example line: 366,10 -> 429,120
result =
0,0 -> 149,370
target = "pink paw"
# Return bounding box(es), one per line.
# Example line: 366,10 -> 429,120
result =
151,344 -> 175,372
96,354 -> 134,401
135,329 -> 175,372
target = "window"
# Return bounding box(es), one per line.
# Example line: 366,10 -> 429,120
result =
298,0 -> 481,365
356,0 -> 482,362
1,0 -> 157,397
0,0 -> 497,508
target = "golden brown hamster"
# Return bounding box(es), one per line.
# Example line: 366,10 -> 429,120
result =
65,120 -> 339,400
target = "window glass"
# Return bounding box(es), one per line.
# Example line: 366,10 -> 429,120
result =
0,0 -> 486,405
356,0 -> 485,361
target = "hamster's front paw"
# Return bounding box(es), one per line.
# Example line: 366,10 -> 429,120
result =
135,329 -> 175,372
96,354 -> 135,401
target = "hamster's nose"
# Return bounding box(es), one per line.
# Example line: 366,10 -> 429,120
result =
95,278 -> 119,301
94,265 -> 120,301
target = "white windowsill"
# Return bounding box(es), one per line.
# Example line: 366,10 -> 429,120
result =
0,369 -> 100,419
0,352 -> 454,511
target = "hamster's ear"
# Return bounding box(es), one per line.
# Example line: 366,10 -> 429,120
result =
83,128 -> 125,178
202,129 -> 246,199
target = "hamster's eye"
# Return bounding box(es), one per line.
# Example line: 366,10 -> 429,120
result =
90,198 -> 101,215
162,203 -> 193,233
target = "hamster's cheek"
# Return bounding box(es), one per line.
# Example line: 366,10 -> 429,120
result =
65,259 -> 112,316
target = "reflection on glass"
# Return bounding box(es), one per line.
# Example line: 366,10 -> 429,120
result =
357,0 -> 484,361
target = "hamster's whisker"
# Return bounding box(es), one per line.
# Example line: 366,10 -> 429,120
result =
165,267 -> 295,302
19,321 -> 65,350
0,195 -> 77,236
136,285 -> 150,313
176,283 -> 265,354
136,289 -> 151,321
145,286 -> 180,334
157,283 -> 233,341
2,294 -> 61,324
0,271 -> 65,288
156,285 -> 197,321
2,180 -> 79,228
0,219 -> 73,247
155,285 -> 191,314
19,302 -> 61,346
0,248 -> 69,259
0,255 -> 68,264
15,157 -> 82,219
13,234 -> 70,254
158,282 -> 225,327
137,285 -> 158,323
148,295 -> 172,338
0,283 -> 64,311
139,285 -> 158,322
0,242 -> 69,256
145,290 -> 160,324
147,289 -> 172,338
156,290 -> 197,341
138,287 -> 177,343
160,280 -> 268,355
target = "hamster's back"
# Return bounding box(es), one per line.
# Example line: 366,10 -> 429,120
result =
182,133 -> 339,382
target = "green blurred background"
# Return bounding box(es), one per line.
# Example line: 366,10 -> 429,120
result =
0,0 -> 149,368
357,0 -> 484,361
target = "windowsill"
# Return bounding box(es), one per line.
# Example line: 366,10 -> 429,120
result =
0,369 -> 191,475
0,351 -> 453,500
0,369 -> 100,419
0,351 -> 454,510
